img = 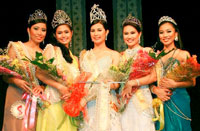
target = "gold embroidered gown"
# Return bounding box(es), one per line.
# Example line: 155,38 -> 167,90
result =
2,41 -> 40,131
36,44 -> 80,131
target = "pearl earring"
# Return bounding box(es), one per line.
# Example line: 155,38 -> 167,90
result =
175,36 -> 178,41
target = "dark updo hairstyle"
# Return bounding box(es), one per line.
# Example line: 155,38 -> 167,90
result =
122,14 -> 142,33
122,21 -> 142,33
90,19 -> 108,30
28,19 -> 47,28
27,9 -> 47,28
156,20 -> 183,50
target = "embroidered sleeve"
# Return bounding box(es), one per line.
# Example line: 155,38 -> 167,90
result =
43,44 -> 56,64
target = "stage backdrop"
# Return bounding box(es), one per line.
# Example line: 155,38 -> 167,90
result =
56,0 -> 142,55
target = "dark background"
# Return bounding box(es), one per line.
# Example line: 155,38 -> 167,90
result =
0,0 -> 199,130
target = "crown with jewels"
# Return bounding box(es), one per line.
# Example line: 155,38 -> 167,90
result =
51,10 -> 72,29
158,16 -> 177,26
122,14 -> 142,28
90,4 -> 107,24
28,9 -> 47,24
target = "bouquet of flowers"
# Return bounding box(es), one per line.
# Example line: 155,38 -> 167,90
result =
109,57 -> 133,82
109,49 -> 167,112
0,48 -> 50,130
0,48 -> 25,79
166,55 -> 200,81
23,52 -> 63,80
25,51 -> 92,125
0,49 -> 49,105
63,72 -> 92,117
152,55 -> 200,131
128,50 -> 164,90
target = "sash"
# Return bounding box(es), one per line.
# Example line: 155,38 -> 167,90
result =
8,41 -> 39,130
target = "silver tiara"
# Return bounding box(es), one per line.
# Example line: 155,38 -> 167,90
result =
90,4 -> 107,24
51,10 -> 72,29
122,14 -> 142,28
28,9 -> 47,24
158,16 -> 177,25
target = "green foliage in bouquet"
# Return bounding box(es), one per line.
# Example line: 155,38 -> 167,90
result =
23,52 -> 60,78
109,57 -> 134,82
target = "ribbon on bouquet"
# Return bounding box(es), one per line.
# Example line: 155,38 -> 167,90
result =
22,93 -> 38,131
152,98 -> 164,131
78,81 -> 125,130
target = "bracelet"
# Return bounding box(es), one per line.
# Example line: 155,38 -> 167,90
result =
136,79 -> 140,86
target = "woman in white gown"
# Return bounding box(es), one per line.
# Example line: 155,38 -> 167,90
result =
120,14 -> 155,131
79,4 -> 122,131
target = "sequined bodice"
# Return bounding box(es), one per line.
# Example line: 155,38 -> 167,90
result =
80,49 -> 113,79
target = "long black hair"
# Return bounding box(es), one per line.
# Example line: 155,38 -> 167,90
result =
49,24 -> 73,63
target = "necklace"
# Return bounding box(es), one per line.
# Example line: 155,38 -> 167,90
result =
160,48 -> 177,75
125,47 -> 141,59
166,100 -> 191,121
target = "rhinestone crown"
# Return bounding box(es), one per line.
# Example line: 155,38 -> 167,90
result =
158,16 -> 177,25
51,10 -> 72,29
28,9 -> 47,24
90,4 -> 107,24
122,14 -> 142,28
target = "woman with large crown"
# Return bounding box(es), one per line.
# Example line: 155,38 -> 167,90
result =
79,4 -> 122,131
120,14 -> 155,131
2,9 -> 47,131
35,10 -> 80,131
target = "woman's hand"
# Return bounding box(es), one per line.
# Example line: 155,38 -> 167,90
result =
153,86 -> 172,101
121,81 -> 133,99
58,85 -> 71,101
32,85 -> 44,96
13,78 -> 32,93
159,77 -> 177,88
103,79 -> 119,90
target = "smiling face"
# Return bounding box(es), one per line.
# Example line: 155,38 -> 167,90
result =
159,22 -> 178,48
55,24 -> 73,47
123,25 -> 141,49
90,22 -> 109,45
28,23 -> 47,44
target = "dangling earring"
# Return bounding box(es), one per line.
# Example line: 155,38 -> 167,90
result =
69,41 -> 72,48
175,36 -> 178,41
106,35 -> 108,41
43,40 -> 45,45
138,36 -> 141,44
28,33 -> 30,41
151,42 -> 158,51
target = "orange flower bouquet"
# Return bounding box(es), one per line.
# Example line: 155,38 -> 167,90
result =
166,55 -> 200,81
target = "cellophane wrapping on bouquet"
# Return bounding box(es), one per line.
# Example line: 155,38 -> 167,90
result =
109,49 -> 166,112
0,48 -> 24,79
166,55 -> 200,81
25,51 -> 92,126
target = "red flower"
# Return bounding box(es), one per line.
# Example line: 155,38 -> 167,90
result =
129,50 -> 158,80
63,72 -> 92,117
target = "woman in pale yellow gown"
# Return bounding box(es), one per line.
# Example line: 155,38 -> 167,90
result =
36,10 -> 79,131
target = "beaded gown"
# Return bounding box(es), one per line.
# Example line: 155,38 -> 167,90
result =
2,41 -> 40,131
36,44 -> 80,131
120,48 -> 155,131
155,57 -> 192,131
79,49 -> 122,131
